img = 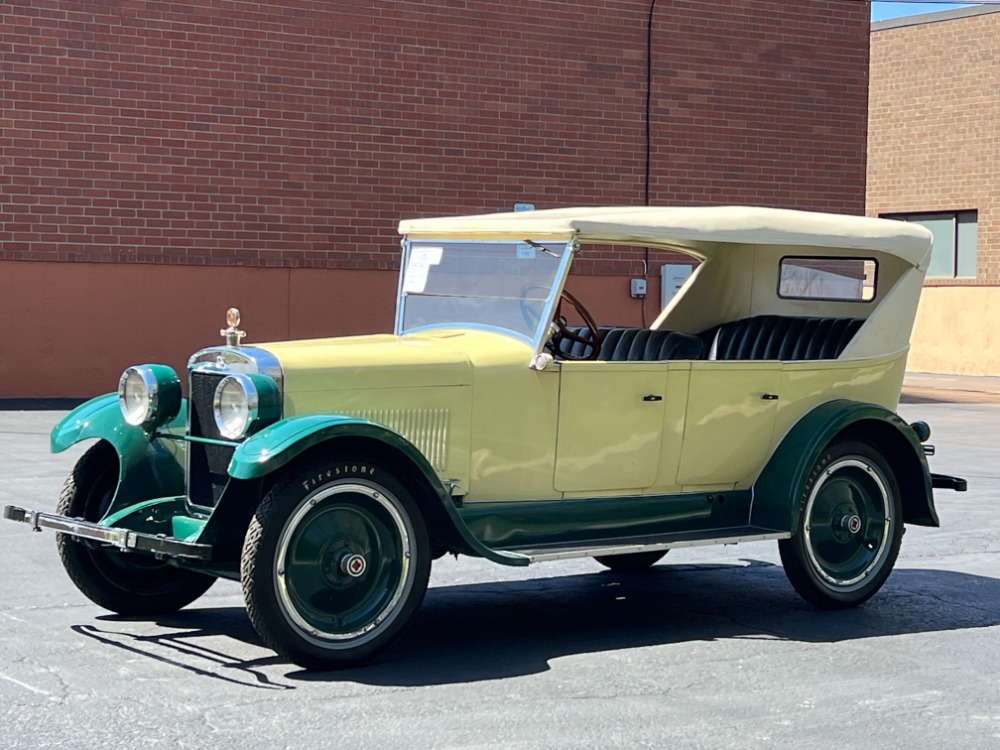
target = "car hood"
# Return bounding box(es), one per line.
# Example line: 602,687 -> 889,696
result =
257,329 -> 531,394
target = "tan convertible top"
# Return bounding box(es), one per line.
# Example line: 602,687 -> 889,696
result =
398,206 -> 933,266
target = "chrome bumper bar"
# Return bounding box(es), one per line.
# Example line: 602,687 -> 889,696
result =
3,505 -> 212,560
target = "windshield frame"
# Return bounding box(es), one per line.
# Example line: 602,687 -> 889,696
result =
394,237 -> 577,356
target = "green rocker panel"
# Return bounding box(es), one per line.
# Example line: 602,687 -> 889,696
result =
751,399 -> 938,532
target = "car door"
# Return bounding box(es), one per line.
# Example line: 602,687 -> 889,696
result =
554,362 -> 666,492
675,361 -> 780,487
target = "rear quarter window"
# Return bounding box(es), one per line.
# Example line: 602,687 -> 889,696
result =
778,257 -> 877,302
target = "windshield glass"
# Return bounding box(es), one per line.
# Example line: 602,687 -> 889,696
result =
398,240 -> 569,342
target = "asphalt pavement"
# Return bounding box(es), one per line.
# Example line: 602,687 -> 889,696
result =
0,396 -> 997,750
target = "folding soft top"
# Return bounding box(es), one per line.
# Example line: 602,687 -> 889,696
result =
398,206 -> 933,267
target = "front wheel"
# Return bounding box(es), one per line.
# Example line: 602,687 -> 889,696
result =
241,458 -> 431,670
56,442 -> 215,615
778,440 -> 903,609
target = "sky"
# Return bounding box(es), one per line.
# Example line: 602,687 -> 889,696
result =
870,2 -> 980,22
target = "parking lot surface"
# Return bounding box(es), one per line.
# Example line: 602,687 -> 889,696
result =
1,400 -> 997,750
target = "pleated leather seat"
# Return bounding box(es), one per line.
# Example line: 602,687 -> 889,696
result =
700,315 -> 864,361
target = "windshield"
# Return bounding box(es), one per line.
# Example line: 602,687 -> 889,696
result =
397,240 -> 570,342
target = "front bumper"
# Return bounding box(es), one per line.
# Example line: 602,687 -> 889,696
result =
3,505 -> 212,560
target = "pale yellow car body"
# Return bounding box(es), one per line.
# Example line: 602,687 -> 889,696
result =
261,206 -> 930,505
7,205 -> 952,671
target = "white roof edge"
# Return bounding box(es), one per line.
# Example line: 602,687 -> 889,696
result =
398,206 -> 933,266
872,5 -> 1000,32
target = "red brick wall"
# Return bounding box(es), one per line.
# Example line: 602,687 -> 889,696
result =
1,0 -> 869,275
649,0 -> 870,213
0,0 -> 870,397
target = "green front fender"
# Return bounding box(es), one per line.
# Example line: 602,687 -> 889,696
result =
50,393 -> 188,519
228,414 -> 427,480
230,414 -> 529,567
751,399 -> 937,533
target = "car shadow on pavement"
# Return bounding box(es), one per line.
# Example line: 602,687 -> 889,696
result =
86,560 -> 1000,687
71,614 -> 293,690
299,560 -> 1000,686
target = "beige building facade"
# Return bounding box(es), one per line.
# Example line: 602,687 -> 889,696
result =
868,6 -> 1000,376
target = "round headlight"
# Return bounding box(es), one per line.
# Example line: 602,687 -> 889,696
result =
118,365 -> 181,429
214,375 -> 253,439
213,373 -> 280,440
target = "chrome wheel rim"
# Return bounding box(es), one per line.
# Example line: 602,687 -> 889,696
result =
803,457 -> 893,592
274,482 -> 414,648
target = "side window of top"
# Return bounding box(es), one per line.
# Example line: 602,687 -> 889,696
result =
778,257 -> 877,303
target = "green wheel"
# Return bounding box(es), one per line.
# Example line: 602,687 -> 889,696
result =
594,550 -> 667,572
779,440 -> 903,609
241,458 -> 431,670
56,442 -> 215,615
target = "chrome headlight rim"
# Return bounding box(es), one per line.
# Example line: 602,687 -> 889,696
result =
118,365 -> 181,429
212,372 -> 280,440
213,374 -> 258,441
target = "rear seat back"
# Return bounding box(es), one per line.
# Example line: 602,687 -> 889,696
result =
559,316 -> 863,362
701,315 -> 864,361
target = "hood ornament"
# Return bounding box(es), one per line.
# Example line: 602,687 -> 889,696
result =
220,307 -> 247,347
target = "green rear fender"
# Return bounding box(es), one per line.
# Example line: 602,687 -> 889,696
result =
751,399 -> 937,533
230,415 -> 528,566
50,393 -> 187,519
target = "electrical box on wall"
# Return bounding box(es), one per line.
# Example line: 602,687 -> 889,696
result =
660,263 -> 693,308
630,278 -> 647,298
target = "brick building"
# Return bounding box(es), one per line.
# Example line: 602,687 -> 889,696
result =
868,6 -> 1000,376
0,0 -> 871,398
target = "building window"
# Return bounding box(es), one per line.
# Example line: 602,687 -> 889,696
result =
881,211 -> 978,278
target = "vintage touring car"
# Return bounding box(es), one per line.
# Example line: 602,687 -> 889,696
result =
5,206 -> 966,669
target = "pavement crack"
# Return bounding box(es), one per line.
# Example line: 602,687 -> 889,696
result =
892,587 -> 999,621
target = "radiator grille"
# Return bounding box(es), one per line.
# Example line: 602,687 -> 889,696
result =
187,371 -> 235,508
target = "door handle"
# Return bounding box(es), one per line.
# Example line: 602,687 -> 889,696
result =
642,394 -> 663,402
760,393 -> 779,401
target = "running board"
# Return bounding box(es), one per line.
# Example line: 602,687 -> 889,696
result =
507,526 -> 790,563
3,505 -> 212,560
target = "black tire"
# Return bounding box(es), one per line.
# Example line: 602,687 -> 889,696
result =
594,550 -> 667,572
241,457 -> 431,670
779,440 -> 903,609
56,442 -> 215,616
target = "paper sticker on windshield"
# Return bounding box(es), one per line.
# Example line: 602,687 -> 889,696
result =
402,246 -> 443,293
516,243 -> 536,260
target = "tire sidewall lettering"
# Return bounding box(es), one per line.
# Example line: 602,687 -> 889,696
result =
300,463 -> 377,492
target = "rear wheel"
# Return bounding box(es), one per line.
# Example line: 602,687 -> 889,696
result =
56,442 -> 215,615
241,458 -> 431,670
594,550 -> 667,572
779,440 -> 903,609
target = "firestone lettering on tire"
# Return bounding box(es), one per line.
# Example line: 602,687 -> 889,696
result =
301,464 -> 377,492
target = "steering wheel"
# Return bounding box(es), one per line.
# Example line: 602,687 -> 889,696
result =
547,289 -> 602,361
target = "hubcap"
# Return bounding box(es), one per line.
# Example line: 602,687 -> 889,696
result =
839,514 -> 863,535
274,482 -> 414,647
803,458 -> 892,591
340,553 -> 367,578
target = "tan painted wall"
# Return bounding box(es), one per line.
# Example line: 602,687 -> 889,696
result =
8,257 -> 990,394
0,260 -> 653,398
909,286 -> 1000,376
0,261 -> 393,398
